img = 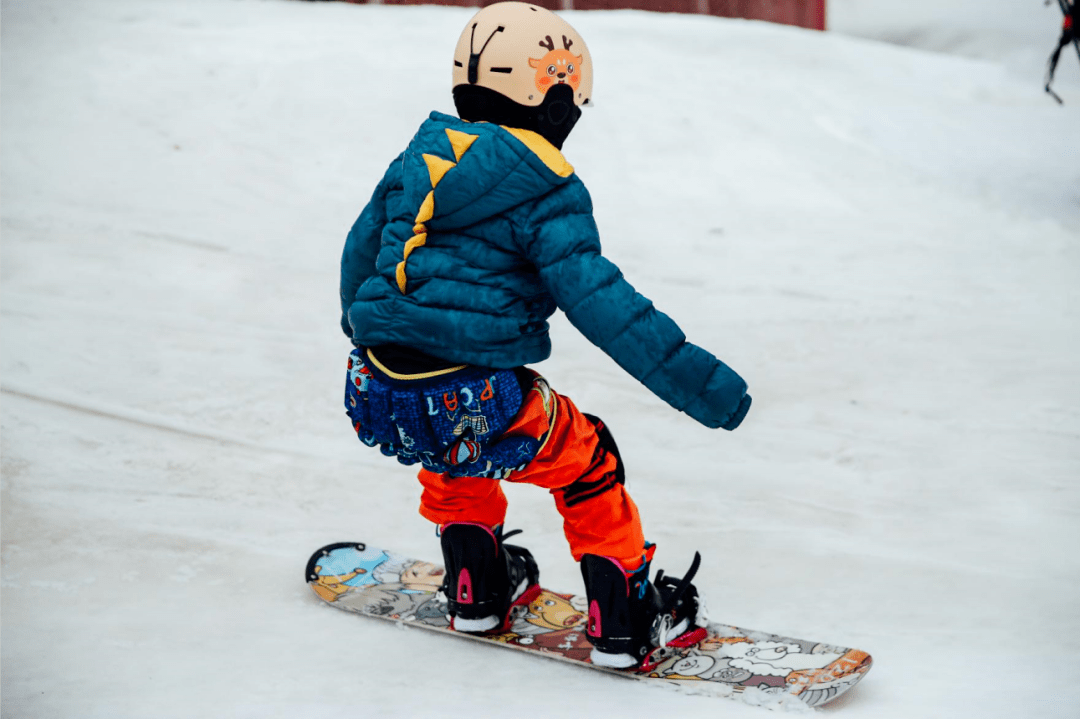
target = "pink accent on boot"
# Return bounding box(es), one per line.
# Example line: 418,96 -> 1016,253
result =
587,599 -> 602,638
591,554 -> 631,597
456,568 -> 473,604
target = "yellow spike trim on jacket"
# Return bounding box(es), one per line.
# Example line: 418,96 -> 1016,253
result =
445,128 -> 479,162
395,132 -> 480,293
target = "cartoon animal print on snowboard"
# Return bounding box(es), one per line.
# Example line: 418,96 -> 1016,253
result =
724,641 -> 844,677
308,543 -> 390,601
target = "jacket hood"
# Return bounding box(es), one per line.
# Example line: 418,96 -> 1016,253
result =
401,112 -> 575,231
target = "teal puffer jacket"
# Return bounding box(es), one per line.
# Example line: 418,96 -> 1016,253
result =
340,112 -> 748,429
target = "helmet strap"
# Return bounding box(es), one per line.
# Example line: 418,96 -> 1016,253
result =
467,23 -> 505,85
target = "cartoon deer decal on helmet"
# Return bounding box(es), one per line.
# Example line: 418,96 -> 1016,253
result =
528,35 -> 584,95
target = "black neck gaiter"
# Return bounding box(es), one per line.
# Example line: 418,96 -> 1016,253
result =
453,83 -> 581,150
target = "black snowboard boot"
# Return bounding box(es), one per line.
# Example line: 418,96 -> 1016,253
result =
440,522 -> 541,633
580,551 -> 706,669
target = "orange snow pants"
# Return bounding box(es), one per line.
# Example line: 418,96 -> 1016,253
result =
417,371 -> 647,571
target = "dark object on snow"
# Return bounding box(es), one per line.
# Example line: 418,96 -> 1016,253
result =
1045,0 -> 1080,103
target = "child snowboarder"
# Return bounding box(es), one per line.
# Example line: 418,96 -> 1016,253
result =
340,1 -> 751,669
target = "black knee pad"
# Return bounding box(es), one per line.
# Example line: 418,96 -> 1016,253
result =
561,414 -> 625,508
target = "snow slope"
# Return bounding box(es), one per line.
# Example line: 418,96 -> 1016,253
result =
830,0 -> 1080,83
2,1 -> 1078,717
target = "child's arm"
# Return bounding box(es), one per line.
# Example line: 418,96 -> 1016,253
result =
520,181 -> 750,430
340,154 -> 404,338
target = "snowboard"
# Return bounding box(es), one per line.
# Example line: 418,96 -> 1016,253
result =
306,542 -> 872,709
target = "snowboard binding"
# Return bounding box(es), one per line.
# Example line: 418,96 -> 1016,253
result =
580,550 -> 708,670
439,522 -> 541,634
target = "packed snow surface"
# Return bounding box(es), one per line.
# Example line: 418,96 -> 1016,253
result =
2,1 -> 1078,717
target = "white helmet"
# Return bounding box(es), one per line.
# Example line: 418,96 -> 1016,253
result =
451,2 -> 592,148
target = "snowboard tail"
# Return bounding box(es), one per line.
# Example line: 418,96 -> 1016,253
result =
306,542 -> 872,709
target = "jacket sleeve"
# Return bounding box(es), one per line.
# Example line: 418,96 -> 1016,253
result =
518,179 -> 748,429
340,154 -> 403,337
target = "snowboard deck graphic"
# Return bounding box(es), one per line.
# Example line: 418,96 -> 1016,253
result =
306,542 -> 872,709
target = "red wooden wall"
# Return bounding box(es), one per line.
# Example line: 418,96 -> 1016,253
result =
358,0 -> 826,31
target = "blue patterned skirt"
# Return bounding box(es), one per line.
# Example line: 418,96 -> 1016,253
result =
344,349 -> 542,479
